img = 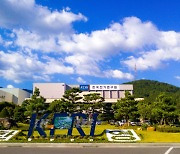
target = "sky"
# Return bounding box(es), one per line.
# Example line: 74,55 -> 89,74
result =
0,0 -> 180,90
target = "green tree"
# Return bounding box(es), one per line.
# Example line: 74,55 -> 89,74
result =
83,93 -> 104,113
13,106 -> 25,122
99,103 -> 114,121
48,99 -> 72,113
137,100 -> 152,122
61,88 -> 82,112
21,87 -> 46,117
0,102 -> 16,112
125,79 -> 180,106
0,102 -> 16,119
0,107 -> 10,118
33,87 -> 40,97
151,93 -> 177,125
113,91 -> 138,124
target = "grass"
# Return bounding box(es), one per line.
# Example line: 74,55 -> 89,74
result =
6,124 -> 180,143
136,130 -> 180,143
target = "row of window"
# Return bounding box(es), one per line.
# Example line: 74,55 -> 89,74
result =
90,90 -> 133,99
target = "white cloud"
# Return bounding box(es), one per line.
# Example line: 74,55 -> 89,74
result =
76,77 -> 86,84
65,54 -> 101,76
13,29 -> 61,53
0,0 -> 179,83
0,0 -> 87,53
123,49 -> 163,70
123,27 -> 180,71
124,47 -> 180,71
0,35 -> 3,44
60,17 -> 158,57
7,84 -> 14,88
104,69 -> 134,80
175,76 -> 180,80
44,57 -> 74,74
61,17 -> 180,72
0,51 -> 74,83
0,0 -> 87,35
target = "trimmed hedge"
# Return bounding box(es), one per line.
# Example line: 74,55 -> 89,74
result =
156,125 -> 180,133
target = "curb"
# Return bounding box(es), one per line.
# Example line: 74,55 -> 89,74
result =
0,143 -> 180,148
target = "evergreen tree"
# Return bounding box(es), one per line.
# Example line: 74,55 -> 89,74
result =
21,87 -> 46,117
48,99 -> 72,113
13,106 -> 25,122
137,100 -> 152,122
61,88 -> 82,113
83,93 -> 104,113
151,93 -> 178,125
99,103 -> 114,121
0,107 -> 10,118
113,91 -> 138,124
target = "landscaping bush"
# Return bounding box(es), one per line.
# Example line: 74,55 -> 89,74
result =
101,121 -> 108,125
156,125 -> 180,133
141,123 -> 148,130
18,131 -> 26,136
0,123 -> 5,130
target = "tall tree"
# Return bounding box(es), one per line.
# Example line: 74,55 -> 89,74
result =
99,103 -> 114,121
13,106 -> 25,122
113,91 -> 138,124
48,99 -> 72,113
83,93 -> 104,113
21,87 -> 46,117
137,99 -> 152,122
0,102 -> 16,119
151,93 -> 177,125
61,88 -> 82,113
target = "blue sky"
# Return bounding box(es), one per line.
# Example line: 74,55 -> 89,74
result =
0,0 -> 180,90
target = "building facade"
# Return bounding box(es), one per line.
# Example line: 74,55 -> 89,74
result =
83,84 -> 133,103
0,88 -> 31,105
33,83 -> 133,103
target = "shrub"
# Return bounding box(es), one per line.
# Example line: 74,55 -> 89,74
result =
0,123 -> 5,130
141,123 -> 148,130
138,133 -> 144,140
156,125 -> 180,133
18,131 -> 26,136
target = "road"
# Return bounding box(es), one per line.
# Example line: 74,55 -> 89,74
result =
0,146 -> 180,154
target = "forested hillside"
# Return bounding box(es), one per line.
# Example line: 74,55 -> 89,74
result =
125,80 -> 180,104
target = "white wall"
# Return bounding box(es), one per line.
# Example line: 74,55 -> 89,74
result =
33,83 -> 66,100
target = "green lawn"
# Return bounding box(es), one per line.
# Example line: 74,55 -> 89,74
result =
136,130 -> 180,143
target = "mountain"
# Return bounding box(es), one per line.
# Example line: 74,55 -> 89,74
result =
124,80 -> 180,104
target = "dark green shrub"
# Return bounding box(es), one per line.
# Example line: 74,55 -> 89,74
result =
141,123 -> 148,130
156,125 -> 180,133
18,131 -> 26,136
0,123 -> 5,130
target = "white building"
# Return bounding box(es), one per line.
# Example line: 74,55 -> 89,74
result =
0,88 -> 31,105
33,83 -> 133,103
86,84 -> 133,103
